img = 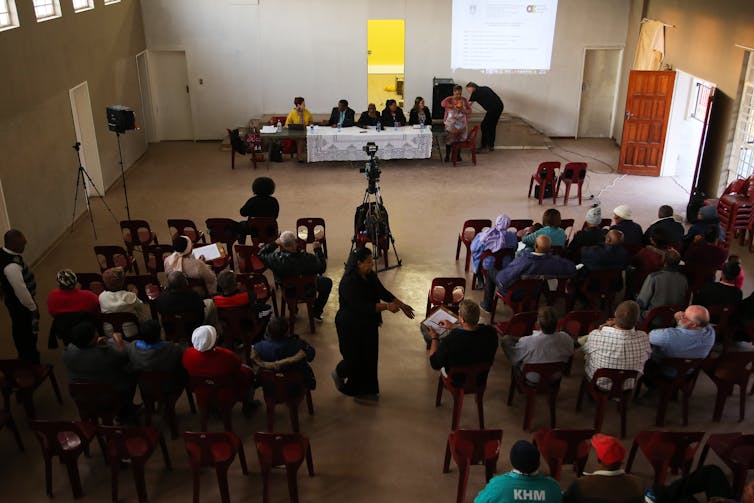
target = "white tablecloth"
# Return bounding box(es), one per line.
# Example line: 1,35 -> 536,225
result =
306,126 -> 433,162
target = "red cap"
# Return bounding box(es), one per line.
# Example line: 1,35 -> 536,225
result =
591,434 -> 626,465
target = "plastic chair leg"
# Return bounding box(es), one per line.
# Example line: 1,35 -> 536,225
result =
6,414 -> 23,451
215,465 -> 231,503
285,463 -> 300,503
456,461 -> 470,503
43,456 -> 53,497
443,440 -> 452,473
305,390 -> 314,415
305,444 -> 315,476
132,461 -> 149,503
435,377 -> 444,407
476,392 -> 485,429
528,177 -> 534,198
455,236 -> 462,261
563,183 -> 571,206
191,470 -> 201,503
109,459 -> 120,503
523,394 -> 536,431
159,433 -> 173,470
463,244 -> 471,272
740,383 -> 747,421
712,384 -> 730,421
594,396 -> 607,432
238,442 -> 249,475
575,378 -> 586,411
471,147 -> 476,166
548,392 -> 558,428
49,368 -> 64,404
63,456 -> 84,499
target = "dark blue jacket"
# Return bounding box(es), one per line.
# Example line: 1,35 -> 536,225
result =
496,253 -> 576,294
611,220 -> 644,245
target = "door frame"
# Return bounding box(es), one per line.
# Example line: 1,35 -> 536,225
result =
135,50 -> 157,143
145,48 -> 196,142
575,45 -> 624,140
68,81 -> 105,195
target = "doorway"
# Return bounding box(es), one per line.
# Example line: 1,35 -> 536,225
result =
136,51 -> 157,143
367,20 -> 405,112
69,81 -> 105,195
577,48 -> 622,138
147,50 -> 194,141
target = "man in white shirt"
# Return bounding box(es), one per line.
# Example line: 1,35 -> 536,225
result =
0,230 -> 40,362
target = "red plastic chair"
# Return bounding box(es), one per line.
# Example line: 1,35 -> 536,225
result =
68,382 -> 122,426
572,269 -> 623,313
559,218 -> 575,243
472,248 -> 515,290
74,272 -> 105,295
120,219 -> 159,262
685,263 -> 722,294
494,311 -> 538,338
626,430 -> 705,487
638,305 -> 682,333
489,277 -> 544,324
98,424 -> 172,503
0,409 -> 24,451
455,219 -> 492,272
450,125 -> 479,166
184,431 -> 249,503
124,274 -> 161,319
94,245 -> 139,274
447,429 -> 503,503
634,357 -> 706,426
0,359 -> 63,418
426,277 -> 466,317
246,217 -> 279,245
161,309 -> 204,344
576,368 -> 639,438
533,428 -> 595,480
168,218 -> 207,245
30,420 -> 98,499
234,243 -> 266,274
188,375 -> 241,432
507,361 -> 566,431
142,244 -> 174,275
296,217 -> 327,257
556,162 -> 588,205
557,310 -> 603,340
138,370 -> 195,440
528,161 -> 561,205
100,311 -> 140,341
697,433 -> 754,500
237,272 -> 279,316
707,304 -> 736,347
704,351 -> 754,422
508,219 -> 534,235
205,218 -> 240,270
436,362 -> 493,472
254,432 -> 314,503
280,275 -> 317,334
216,306 -> 264,364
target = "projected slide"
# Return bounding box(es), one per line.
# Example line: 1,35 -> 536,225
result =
451,0 -> 559,71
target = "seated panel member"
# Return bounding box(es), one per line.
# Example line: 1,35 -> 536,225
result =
284,96 -> 313,162
357,103 -> 381,127
380,99 -> 406,128
408,96 -> 433,126
326,99 -> 355,128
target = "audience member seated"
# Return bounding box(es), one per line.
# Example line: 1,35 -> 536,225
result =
581,230 -> 628,272
427,300 -> 497,381
728,255 -> 745,290
470,214 -> 518,287
610,204 -> 643,246
563,434 -> 643,503
126,319 -> 187,393
630,228 -> 670,291
357,103 -> 381,127
482,235 -> 576,312
99,266 -> 150,338
156,271 -> 215,330
239,176 -> 279,241
285,96 -> 313,162
47,269 -> 100,346
683,205 -> 726,249
519,208 -> 568,256
182,325 -> 256,413
259,230 -> 332,321
326,99 -> 355,127
644,465 -> 736,503
643,205 -> 684,247
501,306 -> 574,383
580,301 -> 650,390
474,440 -> 562,503
408,96 -> 433,126
566,205 -> 605,262
250,316 -> 316,390
643,305 -> 715,385
213,270 -> 271,324
164,236 -> 218,295
63,321 -> 138,419
683,224 -> 728,272
636,250 -> 688,319
380,99 -> 406,128
694,261 -> 743,309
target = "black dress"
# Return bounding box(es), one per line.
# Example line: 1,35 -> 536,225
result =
334,270 -> 395,396
380,107 -> 407,128
357,112 -> 380,127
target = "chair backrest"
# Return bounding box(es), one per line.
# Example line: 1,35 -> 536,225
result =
708,351 -> 754,385
460,219 -> 492,244
534,428 -> 595,474
444,362 -> 493,393
519,362 -> 566,392
184,431 -> 240,467
281,275 -> 317,304
580,269 -> 623,296
98,425 -> 156,460
93,245 -> 132,272
296,218 -> 326,245
100,312 -> 140,336
120,220 -> 155,247
465,125 -> 480,143
205,218 -> 240,246
562,162 -> 587,182
428,277 -> 466,311
270,116 -> 287,126
254,431 -> 308,467
234,244 -> 265,274
636,430 -> 705,473
217,306 -> 261,351
590,368 -> 639,397
68,382 -> 121,425
75,272 -> 105,295
188,375 -> 239,414
258,369 -> 307,405
503,278 -> 545,312
246,217 -> 279,245
236,273 -> 274,305
706,304 -> 736,340
477,248 -> 516,273
161,310 -> 204,344
138,370 -> 179,403
508,219 -> 534,233
536,161 -> 561,181
495,311 -> 538,338
0,358 -> 42,389
124,274 -> 161,304
30,419 -> 92,456
659,357 -> 707,389
448,429 -> 503,466
639,305 -> 682,333
685,264 -> 721,293
167,219 -> 205,244
557,311 -> 603,339
143,245 -> 174,274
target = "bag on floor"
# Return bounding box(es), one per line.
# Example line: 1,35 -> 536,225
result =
270,142 -> 283,162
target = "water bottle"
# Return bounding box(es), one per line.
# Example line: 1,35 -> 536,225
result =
420,119 -> 425,129
310,123 -> 314,131
276,119 -> 282,133
337,122 -> 341,132
376,122 -> 381,132
394,121 -> 398,131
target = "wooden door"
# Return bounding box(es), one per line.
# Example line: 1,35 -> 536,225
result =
618,70 -> 675,176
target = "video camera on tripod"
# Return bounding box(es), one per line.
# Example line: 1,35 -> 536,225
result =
360,142 -> 381,194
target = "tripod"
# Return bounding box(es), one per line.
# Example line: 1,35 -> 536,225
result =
351,172 -> 402,272
71,142 -> 118,239
115,131 -> 133,222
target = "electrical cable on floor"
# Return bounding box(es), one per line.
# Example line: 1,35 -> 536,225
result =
549,143 -> 616,174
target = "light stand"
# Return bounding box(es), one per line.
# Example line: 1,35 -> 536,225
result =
71,142 -> 118,239
115,131 -> 133,222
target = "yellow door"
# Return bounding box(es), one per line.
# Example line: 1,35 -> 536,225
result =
367,20 -> 405,113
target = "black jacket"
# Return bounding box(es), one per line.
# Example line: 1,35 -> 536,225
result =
357,112 -> 381,127
408,106 -> 433,126
258,242 -> 327,284
380,107 -> 407,128
327,107 -> 356,127
469,86 -> 504,112
240,195 -> 279,218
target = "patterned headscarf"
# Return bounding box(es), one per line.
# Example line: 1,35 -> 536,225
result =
56,269 -> 77,289
477,214 -> 517,252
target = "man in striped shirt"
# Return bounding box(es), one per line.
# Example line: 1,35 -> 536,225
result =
0,230 -> 39,362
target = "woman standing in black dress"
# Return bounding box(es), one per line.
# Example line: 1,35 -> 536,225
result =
332,248 -> 414,400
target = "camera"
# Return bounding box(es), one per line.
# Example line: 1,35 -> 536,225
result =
359,142 -> 381,194
363,142 -> 378,156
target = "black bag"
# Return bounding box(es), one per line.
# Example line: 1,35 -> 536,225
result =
270,142 -> 283,162
686,189 -> 707,223
534,184 -> 553,199
229,128 -> 248,155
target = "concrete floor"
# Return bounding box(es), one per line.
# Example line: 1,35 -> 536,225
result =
1,139 -> 752,502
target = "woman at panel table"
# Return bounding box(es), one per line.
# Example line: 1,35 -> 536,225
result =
380,99 -> 407,128
441,85 -> 472,162
284,96 -> 313,162
408,96 -> 433,126
357,103 -> 381,127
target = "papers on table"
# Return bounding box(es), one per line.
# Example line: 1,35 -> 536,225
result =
260,125 -> 278,133
192,243 -> 224,261
421,306 -> 459,338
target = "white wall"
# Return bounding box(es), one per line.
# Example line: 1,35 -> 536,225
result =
141,0 -> 630,139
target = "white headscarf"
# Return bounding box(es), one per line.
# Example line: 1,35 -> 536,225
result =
164,236 -> 193,272
191,325 -> 217,352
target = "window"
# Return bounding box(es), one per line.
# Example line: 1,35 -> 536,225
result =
728,52 -> 754,181
0,0 -> 19,31
32,0 -> 61,21
72,0 -> 92,12
103,0 -> 121,4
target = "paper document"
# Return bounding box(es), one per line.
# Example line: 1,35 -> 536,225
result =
421,306 -> 459,337
260,125 -> 277,133
192,243 -> 224,261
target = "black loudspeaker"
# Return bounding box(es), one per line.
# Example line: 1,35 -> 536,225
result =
106,106 -> 136,133
432,78 -> 455,120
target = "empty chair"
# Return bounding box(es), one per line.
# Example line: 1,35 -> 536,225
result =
0,408 -> 23,451
168,218 -> 207,245
142,244 -> 174,275
68,381 -> 123,427
98,424 -> 172,503
205,218 -> 240,269
237,272 -> 279,317
74,272 -> 105,295
255,432 -> 314,503
494,311 -> 538,338
447,429 -> 503,503
0,359 -> 63,418
296,217 -> 327,257
189,375 -> 241,432
120,220 -> 158,270
94,245 -> 139,274
626,430 -> 705,487
450,125 -> 479,166
280,274 -> 318,334
634,357 -> 706,426
138,370 -> 194,439
246,216 -> 279,245
426,277 -> 466,317
556,162 -> 587,205
697,433 -> 754,500
507,361 -> 566,431
576,368 -> 638,438
30,419 -> 98,499
489,277 -> 544,324
184,431 -> 249,503
455,219 -> 492,272
533,428 -> 595,480
703,350 -> 754,422
234,243 -> 266,274
528,161 -> 560,205
161,310 -> 204,344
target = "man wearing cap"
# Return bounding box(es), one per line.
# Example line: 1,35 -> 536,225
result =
610,205 -> 643,246
474,440 -> 562,503
566,206 -> 606,262
643,205 -> 684,247
563,434 -> 643,503
164,236 -> 218,295
47,269 -> 101,347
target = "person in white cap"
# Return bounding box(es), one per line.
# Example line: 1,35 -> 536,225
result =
610,204 -> 643,246
164,236 -> 218,295
566,205 -> 606,262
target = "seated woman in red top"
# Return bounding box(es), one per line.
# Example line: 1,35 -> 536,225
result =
47,269 -> 101,347
213,270 -> 251,308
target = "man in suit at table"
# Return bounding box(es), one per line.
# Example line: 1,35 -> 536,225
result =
326,99 -> 355,128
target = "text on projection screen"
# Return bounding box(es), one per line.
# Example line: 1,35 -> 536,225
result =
451,0 -> 558,72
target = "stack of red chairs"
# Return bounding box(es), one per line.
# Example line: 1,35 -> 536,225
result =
711,176 -> 754,244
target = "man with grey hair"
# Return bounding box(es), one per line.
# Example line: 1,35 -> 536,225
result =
259,230 -> 331,321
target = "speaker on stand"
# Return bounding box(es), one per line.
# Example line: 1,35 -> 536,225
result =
432,77 -> 455,121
